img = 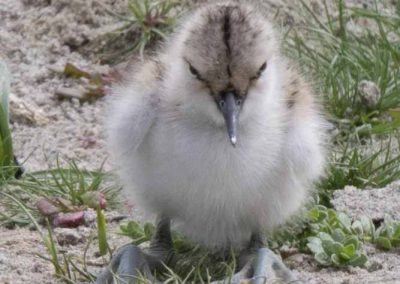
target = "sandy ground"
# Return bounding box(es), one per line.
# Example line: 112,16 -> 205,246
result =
1,0 -> 400,283
0,227 -> 58,284
0,211 -> 132,284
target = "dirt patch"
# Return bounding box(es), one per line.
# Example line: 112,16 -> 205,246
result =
0,0 -> 126,172
332,181 -> 400,222
0,215 -> 132,284
0,227 -> 58,284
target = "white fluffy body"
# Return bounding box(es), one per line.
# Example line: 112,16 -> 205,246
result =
107,2 -> 325,250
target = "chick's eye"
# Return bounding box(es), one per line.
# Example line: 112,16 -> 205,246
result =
251,61 -> 267,81
188,63 -> 205,82
189,64 -> 199,77
259,61 -> 267,73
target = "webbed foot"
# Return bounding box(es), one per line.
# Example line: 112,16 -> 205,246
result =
96,219 -> 172,284
250,247 -> 302,284
213,234 -> 302,284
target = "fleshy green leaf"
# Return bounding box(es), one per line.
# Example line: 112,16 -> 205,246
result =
341,244 -> 356,259
307,237 -> 323,254
343,236 -> 359,251
309,207 -> 320,222
352,220 -> 364,235
331,253 -> 341,265
332,228 -> 346,242
318,232 -> 334,242
393,225 -> 400,239
348,254 -> 368,267
315,252 -> 331,265
337,212 -> 352,232
376,236 -> 392,250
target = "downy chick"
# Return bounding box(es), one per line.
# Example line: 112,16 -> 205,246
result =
101,1 -> 325,283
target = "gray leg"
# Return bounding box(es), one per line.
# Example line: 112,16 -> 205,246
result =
145,218 -> 172,262
213,233 -> 302,284
96,244 -> 154,284
96,218 -> 173,284
251,248 -> 301,284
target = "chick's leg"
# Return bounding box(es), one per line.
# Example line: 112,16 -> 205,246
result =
96,218 -> 172,284
216,234 -> 302,284
250,247 -> 301,284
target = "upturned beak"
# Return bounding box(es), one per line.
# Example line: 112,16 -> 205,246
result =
218,92 -> 242,146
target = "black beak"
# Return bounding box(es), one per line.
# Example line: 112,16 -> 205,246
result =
218,92 -> 242,146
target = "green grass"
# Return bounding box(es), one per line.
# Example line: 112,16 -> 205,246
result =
321,137 -> 400,190
99,0 -> 180,63
287,0 -> 400,141
284,0 -> 400,204
0,160 -> 119,283
2,190 -> 98,283
118,220 -> 238,283
0,159 -> 121,228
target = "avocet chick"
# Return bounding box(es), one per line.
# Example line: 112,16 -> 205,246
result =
98,1 -> 325,283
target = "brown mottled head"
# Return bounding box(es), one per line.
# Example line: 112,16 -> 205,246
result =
170,1 -> 279,145
182,2 -> 277,100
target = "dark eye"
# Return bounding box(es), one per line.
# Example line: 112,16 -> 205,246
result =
187,63 -> 206,83
259,62 -> 267,73
189,64 -> 200,77
251,61 -> 267,81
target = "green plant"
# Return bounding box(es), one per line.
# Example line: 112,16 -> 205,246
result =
286,1 -> 400,141
119,221 -> 155,245
1,191 -> 97,283
0,159 -> 121,227
307,231 -> 367,267
306,205 -> 367,267
373,218 -> 400,250
96,206 -> 109,256
100,0 -> 180,62
0,59 -> 17,181
306,205 -> 400,266
284,1 -> 400,206
118,220 -> 238,283
350,215 -> 376,241
319,137 -> 400,194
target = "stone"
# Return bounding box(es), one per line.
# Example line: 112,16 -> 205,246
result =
54,228 -> 85,246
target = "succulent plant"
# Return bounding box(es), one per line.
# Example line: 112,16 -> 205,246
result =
307,231 -> 367,267
374,218 -> 400,250
307,205 -> 368,267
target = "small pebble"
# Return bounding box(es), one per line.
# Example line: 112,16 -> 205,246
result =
54,228 -> 85,246
84,208 -> 97,225
357,80 -> 381,109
